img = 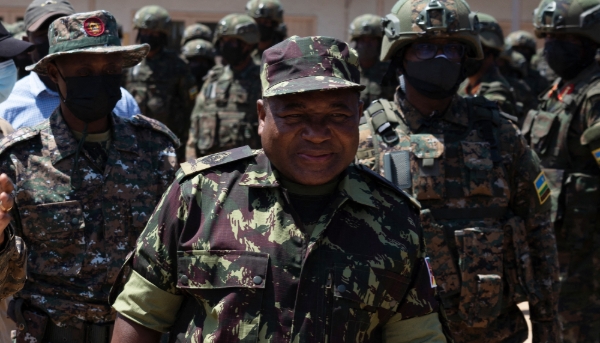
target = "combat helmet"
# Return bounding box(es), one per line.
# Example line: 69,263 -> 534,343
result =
133,5 -> 171,35
245,0 -> 284,23
349,14 -> 383,40
181,38 -> 215,59
181,23 -> 212,45
380,0 -> 483,61
534,0 -> 600,44
505,30 -> 537,52
477,13 -> 504,51
213,13 -> 260,45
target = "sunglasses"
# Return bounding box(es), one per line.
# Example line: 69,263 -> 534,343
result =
411,43 -> 466,61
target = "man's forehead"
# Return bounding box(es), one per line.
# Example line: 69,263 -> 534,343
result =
55,53 -> 123,65
267,89 -> 360,109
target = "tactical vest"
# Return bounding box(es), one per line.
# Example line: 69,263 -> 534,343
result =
194,64 -> 261,156
359,61 -> 395,104
357,98 -> 537,329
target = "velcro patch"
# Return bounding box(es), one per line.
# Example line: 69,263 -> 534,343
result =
592,148 -> 600,166
534,171 -> 551,205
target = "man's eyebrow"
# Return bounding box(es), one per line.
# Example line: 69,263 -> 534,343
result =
328,102 -> 353,111
280,103 -> 306,111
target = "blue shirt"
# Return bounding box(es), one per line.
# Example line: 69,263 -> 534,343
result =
0,72 -> 141,129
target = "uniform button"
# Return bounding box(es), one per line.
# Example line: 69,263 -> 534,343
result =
71,218 -> 79,225
253,276 -> 263,285
337,285 -> 346,293
180,275 -> 189,285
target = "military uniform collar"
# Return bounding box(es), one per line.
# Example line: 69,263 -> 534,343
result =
397,92 -> 467,130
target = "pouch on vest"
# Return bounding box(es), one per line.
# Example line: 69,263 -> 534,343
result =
197,111 -> 246,153
455,227 -> 504,328
383,151 -> 412,190
460,141 -> 495,197
522,110 -> 559,156
411,134 -> 445,201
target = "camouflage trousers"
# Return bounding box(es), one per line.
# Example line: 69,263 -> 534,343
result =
559,278 -> 600,343
448,305 -> 529,343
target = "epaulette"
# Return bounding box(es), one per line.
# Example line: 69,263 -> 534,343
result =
177,146 -> 257,183
0,127 -> 39,156
355,163 -> 421,211
130,114 -> 181,148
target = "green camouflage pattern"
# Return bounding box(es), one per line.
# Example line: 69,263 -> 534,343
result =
186,60 -> 262,159
115,146 -> 443,342
505,30 -> 537,53
356,93 -> 561,342
133,5 -> 171,35
458,67 -> 519,118
477,13 -> 504,51
0,109 -> 178,328
522,63 -> 600,343
125,49 -> 197,160
180,38 -> 215,59
27,10 -> 149,76
0,227 -> 27,300
213,13 -> 260,45
534,0 -> 600,44
261,36 -> 364,97
181,23 -> 212,45
359,60 -> 396,104
380,0 -> 483,61
245,0 -> 284,23
349,14 -> 383,39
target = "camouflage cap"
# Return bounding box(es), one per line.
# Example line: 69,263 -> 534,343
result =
27,10 -> 149,75
261,36 -> 364,97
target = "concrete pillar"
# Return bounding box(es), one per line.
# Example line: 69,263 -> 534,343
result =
512,0 -> 521,32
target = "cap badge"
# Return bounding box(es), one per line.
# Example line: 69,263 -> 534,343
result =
83,17 -> 105,37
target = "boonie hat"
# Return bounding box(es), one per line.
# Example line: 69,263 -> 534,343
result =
27,10 -> 149,75
0,22 -> 34,58
25,0 -> 75,32
261,36 -> 364,97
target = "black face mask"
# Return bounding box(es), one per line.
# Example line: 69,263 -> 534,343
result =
463,58 -> 484,77
56,69 -> 122,123
188,59 -> 213,83
219,41 -> 248,66
403,57 -> 463,99
258,24 -> 275,42
137,32 -> 164,51
544,40 -> 596,80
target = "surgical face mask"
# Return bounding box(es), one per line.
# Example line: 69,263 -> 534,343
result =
219,41 -> 248,66
544,40 -> 596,80
0,60 -> 18,104
403,55 -> 463,99
56,67 -> 122,123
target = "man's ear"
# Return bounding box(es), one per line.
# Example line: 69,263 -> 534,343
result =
257,98 -> 266,136
46,62 -> 60,84
358,100 -> 364,119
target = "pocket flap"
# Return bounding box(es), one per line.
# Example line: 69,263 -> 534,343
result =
333,263 -> 410,311
410,134 -> 444,159
530,110 -> 558,145
177,250 -> 269,289
20,201 -> 84,240
461,141 -> 493,170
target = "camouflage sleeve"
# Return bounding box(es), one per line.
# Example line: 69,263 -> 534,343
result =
152,137 -> 180,198
483,87 -> 518,118
383,312 -> 446,343
0,226 -> 27,301
505,123 -> 560,342
186,92 -> 205,160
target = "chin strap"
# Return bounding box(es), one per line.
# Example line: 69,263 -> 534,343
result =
70,123 -> 88,189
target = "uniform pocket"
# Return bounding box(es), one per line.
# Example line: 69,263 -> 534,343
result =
20,201 -> 85,277
528,110 -> 559,156
217,111 -> 246,150
455,227 -> 504,328
410,134 -> 445,201
197,111 -> 217,152
176,250 -> 269,342
460,141 -> 494,197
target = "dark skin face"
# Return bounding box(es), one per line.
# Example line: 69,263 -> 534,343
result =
257,89 -> 363,186
46,53 -> 123,133
255,17 -> 277,51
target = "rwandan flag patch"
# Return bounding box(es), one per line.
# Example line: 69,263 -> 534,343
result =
592,148 -> 600,166
534,171 -> 551,205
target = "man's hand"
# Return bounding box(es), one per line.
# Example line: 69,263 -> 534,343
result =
0,173 -> 16,246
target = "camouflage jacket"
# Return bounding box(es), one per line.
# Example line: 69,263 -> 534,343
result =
0,226 -> 27,300
459,67 -> 519,119
125,49 -> 197,157
113,147 -> 445,342
0,109 -> 179,327
359,61 -> 396,104
186,61 -> 262,159
522,63 -> 600,338
356,93 -> 560,342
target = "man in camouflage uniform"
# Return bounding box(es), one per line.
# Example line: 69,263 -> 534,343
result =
357,0 -> 561,342
349,14 -> 397,104
458,13 -> 519,119
125,5 -> 197,161
497,49 -> 537,127
246,0 -> 286,64
505,30 -> 550,99
523,0 -> 600,341
186,14 -> 262,159
111,35 -> 449,343
0,11 -> 179,342
181,39 -> 215,91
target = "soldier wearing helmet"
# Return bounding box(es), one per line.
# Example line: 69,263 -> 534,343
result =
356,0 -> 560,341
186,13 -> 262,159
181,39 -> 215,90
180,23 -> 212,46
505,30 -> 550,103
125,5 -> 197,161
349,14 -> 397,104
246,0 -> 285,64
523,0 -> 600,341
496,48 -> 538,126
458,13 -> 519,119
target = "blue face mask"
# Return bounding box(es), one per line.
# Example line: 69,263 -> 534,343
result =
0,60 -> 17,104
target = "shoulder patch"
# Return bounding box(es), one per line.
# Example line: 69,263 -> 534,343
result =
0,127 -> 39,156
178,146 -> 257,181
534,171 -> 551,205
355,163 -> 421,210
130,114 -> 180,148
